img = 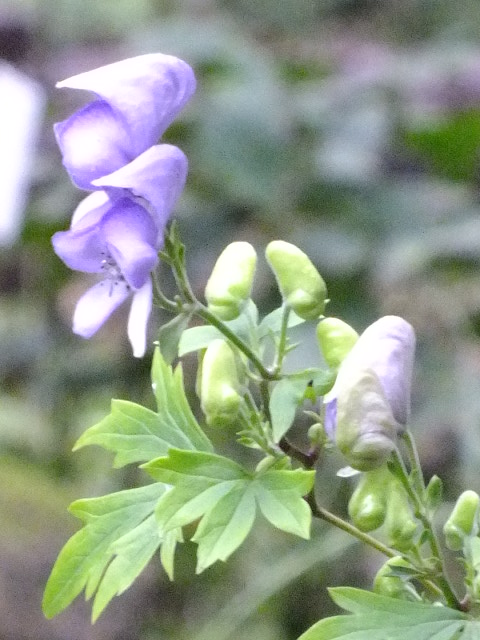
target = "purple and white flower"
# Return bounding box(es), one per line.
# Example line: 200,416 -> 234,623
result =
324,316 -> 416,466
52,54 -> 195,356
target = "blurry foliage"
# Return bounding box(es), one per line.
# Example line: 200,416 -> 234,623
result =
2,0 -> 480,638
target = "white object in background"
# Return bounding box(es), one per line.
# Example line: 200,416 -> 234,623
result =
0,62 -> 45,245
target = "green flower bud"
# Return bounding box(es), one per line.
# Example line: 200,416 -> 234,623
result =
200,339 -> 242,427
384,483 -> 417,552
205,242 -> 257,320
265,241 -> 327,320
373,556 -> 415,599
443,490 -> 480,551
316,317 -> 359,370
335,369 -> 397,471
307,423 -> 325,447
348,466 -> 390,532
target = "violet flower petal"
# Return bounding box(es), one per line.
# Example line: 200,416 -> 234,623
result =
93,144 -> 188,236
71,191 -> 112,229
127,279 -> 153,358
101,199 -> 158,290
57,53 -> 196,160
324,315 -> 415,440
52,224 -> 104,273
54,101 -> 131,189
346,316 -> 415,427
73,279 -> 130,338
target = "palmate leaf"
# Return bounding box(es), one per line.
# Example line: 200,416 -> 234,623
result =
143,449 -> 315,573
42,483 -> 174,621
74,348 -> 212,467
298,587 -> 476,640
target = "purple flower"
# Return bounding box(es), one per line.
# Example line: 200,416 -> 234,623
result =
53,144 -> 188,357
324,316 -> 416,467
52,54 -> 195,356
54,53 -> 196,189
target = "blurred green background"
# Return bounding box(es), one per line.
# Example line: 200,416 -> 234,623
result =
2,0 -> 480,638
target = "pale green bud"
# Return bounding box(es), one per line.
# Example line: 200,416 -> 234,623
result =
348,466 -> 390,531
265,241 -> 327,320
443,490 -> 480,551
373,556 -> 416,600
335,368 -> 397,471
384,483 -> 417,551
205,242 -> 257,320
316,317 -> 359,370
200,339 -> 242,427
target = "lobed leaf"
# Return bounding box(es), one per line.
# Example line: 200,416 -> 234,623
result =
298,587 -> 472,640
146,449 -> 314,573
43,483 -> 166,619
74,349 -> 212,466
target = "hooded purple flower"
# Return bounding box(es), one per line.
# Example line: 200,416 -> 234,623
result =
52,54 -> 195,356
54,53 -> 196,190
324,316 -> 416,469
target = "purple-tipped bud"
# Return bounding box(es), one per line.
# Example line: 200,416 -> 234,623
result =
325,316 -> 416,470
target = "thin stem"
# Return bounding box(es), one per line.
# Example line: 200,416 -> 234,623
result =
196,305 -> 278,381
152,269 -> 178,312
390,450 -> 461,609
307,492 -> 446,602
402,429 -> 425,491
279,437 -> 318,468
307,492 -> 396,558
272,304 -> 291,375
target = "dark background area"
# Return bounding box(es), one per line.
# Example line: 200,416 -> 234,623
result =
2,1 -> 480,638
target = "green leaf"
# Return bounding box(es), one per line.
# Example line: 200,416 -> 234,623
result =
91,514 -> 161,622
298,587 -> 472,640
269,377 -> 307,441
145,450 -> 248,532
157,313 -> 192,364
42,483 -> 166,619
258,307 -> 305,339
74,350 -> 212,466
192,483 -> 257,573
151,348 -> 213,452
269,370 -> 334,442
144,450 -> 314,573
160,527 -> 183,581
255,469 -> 315,538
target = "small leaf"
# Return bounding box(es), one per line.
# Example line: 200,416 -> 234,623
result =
255,468 -> 315,538
178,304 -> 256,356
157,313 -> 192,364
258,307 -> 305,339
269,377 -> 308,442
178,325 -> 223,355
424,475 -> 443,516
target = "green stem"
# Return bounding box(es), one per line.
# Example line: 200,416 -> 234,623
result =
152,269 -> 178,312
307,492 -> 446,602
196,305 -> 277,381
390,450 -> 461,609
307,492 -> 396,558
272,304 -> 291,375
401,429 -> 426,493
